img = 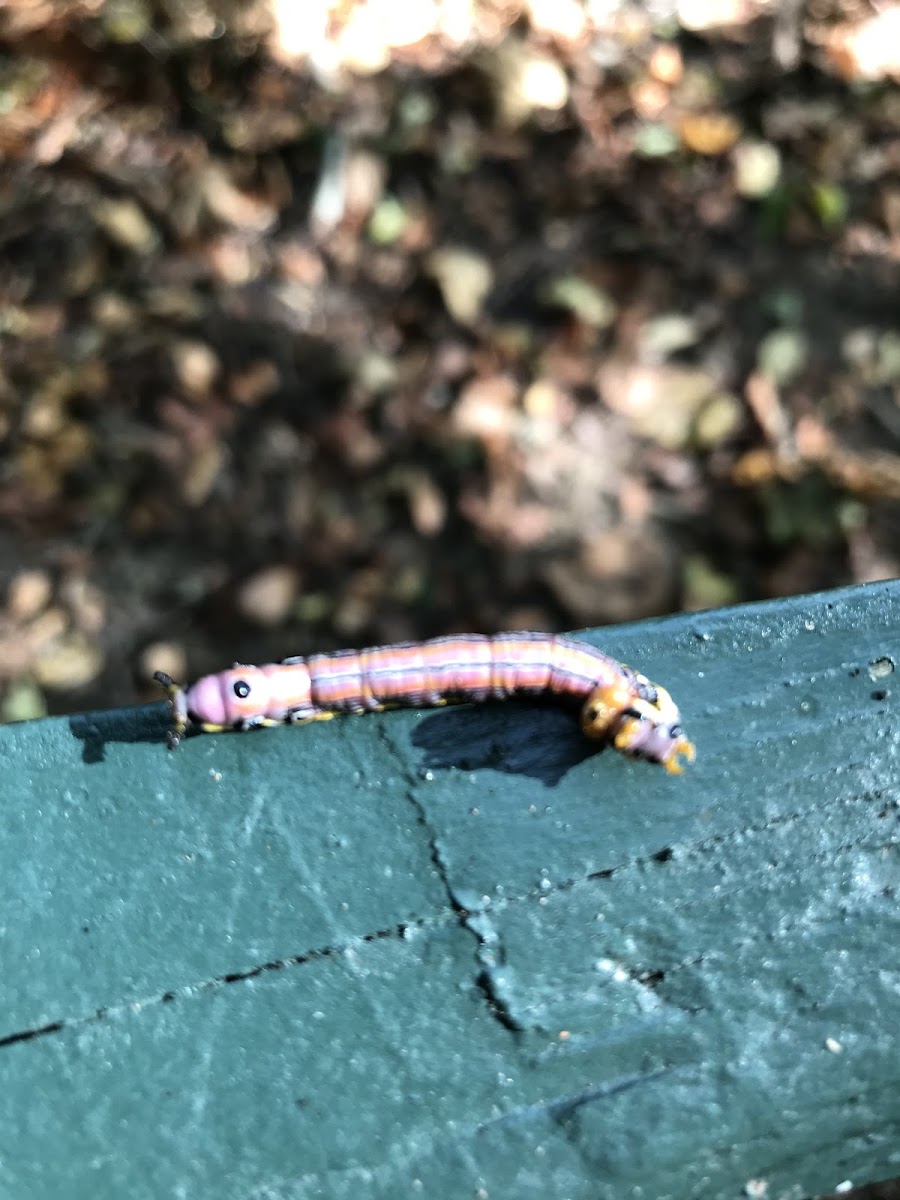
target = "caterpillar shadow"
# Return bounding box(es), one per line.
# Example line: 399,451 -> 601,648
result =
410,701 -> 603,788
69,701 -> 173,764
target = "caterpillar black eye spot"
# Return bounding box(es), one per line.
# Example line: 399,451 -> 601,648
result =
233,680 -> 251,699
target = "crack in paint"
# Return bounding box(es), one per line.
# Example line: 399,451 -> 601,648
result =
375,721 -> 525,1033
1,780 -> 891,1052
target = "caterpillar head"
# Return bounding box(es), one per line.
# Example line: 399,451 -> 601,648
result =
185,666 -> 272,729
155,666 -> 272,746
580,676 -> 695,774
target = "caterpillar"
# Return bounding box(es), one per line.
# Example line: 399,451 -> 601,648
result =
155,632 -> 695,773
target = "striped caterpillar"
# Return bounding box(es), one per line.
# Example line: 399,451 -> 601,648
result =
155,633 -> 695,773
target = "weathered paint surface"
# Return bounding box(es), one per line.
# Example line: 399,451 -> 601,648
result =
1,582 -> 899,1199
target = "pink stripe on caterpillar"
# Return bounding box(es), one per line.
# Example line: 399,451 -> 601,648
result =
154,633 -> 695,774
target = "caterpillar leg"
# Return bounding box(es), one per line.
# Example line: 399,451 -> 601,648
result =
287,709 -> 336,725
237,715 -> 282,731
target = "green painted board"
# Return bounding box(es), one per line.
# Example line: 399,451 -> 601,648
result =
1,582 -> 899,1199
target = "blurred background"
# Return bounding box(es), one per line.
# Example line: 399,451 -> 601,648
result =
0,0 -> 898,721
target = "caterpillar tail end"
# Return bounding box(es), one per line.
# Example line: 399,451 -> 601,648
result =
154,670 -> 188,750
582,681 -> 695,773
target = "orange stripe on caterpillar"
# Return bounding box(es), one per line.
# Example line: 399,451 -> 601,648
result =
154,632 -> 695,773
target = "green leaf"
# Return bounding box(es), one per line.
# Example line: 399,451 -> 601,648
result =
810,181 -> 848,229
2,582 -> 899,1197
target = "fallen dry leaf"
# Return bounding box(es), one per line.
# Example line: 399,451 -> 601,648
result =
679,111 -> 742,156
826,7 -> 900,83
